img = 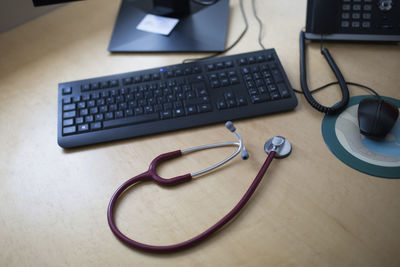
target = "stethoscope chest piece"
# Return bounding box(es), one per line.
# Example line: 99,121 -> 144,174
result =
264,136 -> 292,158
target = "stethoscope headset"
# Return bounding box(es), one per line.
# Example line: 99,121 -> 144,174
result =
107,121 -> 292,252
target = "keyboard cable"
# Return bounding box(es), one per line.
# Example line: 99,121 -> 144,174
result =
183,0 -> 249,63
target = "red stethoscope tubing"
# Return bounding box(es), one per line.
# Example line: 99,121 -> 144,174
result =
107,150 -> 276,253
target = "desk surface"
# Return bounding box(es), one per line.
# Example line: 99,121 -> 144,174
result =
1,0 -> 399,266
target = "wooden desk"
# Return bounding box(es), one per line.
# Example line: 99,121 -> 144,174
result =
1,0 -> 399,266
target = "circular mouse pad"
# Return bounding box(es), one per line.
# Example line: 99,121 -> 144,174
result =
322,95 -> 400,178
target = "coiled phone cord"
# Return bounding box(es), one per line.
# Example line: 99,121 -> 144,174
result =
299,30 -> 350,115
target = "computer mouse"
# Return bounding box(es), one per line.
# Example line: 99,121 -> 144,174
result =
357,97 -> 399,139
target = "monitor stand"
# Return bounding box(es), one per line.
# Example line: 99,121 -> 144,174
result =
108,0 -> 230,53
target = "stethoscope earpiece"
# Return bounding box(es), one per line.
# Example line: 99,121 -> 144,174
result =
264,136 -> 292,158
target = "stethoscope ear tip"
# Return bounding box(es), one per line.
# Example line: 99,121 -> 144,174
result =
241,149 -> 249,160
225,121 -> 236,132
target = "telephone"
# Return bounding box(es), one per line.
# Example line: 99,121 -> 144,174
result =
305,0 -> 400,42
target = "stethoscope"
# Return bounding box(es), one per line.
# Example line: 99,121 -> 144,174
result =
107,121 -> 292,253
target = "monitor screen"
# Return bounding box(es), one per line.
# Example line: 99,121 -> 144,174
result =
33,0 -> 230,53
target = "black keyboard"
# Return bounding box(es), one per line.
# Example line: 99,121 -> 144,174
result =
58,49 -> 297,148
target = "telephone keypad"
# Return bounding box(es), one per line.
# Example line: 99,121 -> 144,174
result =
340,0 -> 373,30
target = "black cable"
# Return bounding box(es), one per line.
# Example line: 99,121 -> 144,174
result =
182,0 -> 248,63
251,0 -> 266,50
347,82 -> 380,97
300,30 -> 350,115
296,30 -> 381,100
293,81 -> 380,97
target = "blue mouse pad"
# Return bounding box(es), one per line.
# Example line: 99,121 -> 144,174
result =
322,95 -> 400,178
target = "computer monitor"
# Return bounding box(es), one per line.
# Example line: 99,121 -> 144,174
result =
33,0 -> 230,53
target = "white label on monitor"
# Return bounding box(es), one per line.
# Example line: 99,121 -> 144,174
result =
136,14 -> 179,36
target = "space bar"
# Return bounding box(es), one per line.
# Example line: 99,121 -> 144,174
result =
103,113 -> 159,129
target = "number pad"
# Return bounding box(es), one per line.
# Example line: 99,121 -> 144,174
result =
340,0 -> 373,30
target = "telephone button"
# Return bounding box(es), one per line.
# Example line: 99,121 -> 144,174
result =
362,13 -> 372,20
341,21 -> 350,28
363,4 -> 372,11
362,22 -> 371,28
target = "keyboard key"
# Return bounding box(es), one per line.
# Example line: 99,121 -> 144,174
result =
103,113 -> 159,129
115,111 -> 124,118
78,102 -> 86,109
80,109 -> 89,116
95,114 -> 104,121
270,91 -> 281,100
256,55 -> 265,62
239,58 -> 247,65
81,84 -> 90,92
62,87 -> 72,95
173,108 -> 185,117
78,124 -> 89,132
217,100 -> 227,110
63,118 -> 74,127
237,97 -> 247,106
63,103 -> 76,111
160,110 -> 172,119
134,107 -> 144,115
85,115 -> 94,123
199,104 -> 212,112
88,100 -> 96,107
211,80 -> 220,88
63,97 -> 72,104
105,112 -> 114,120
109,104 -> 117,111
225,61 -> 233,68
251,95 -> 268,103
63,126 -> 76,135
126,109 -> 134,116
63,111 -> 76,119
272,69 -> 283,82
92,82 -> 100,90
101,81 -> 109,88
277,83 -> 290,98
221,79 -> 229,86
230,77 -> 239,84
110,80 -> 119,87
248,56 -> 256,64
227,99 -> 237,108
186,106 -> 197,115
91,122 -> 102,130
